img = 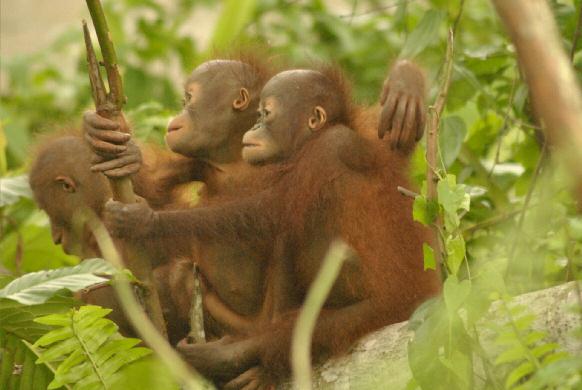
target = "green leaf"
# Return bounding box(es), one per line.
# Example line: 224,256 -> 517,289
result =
413,193 -> 438,227
0,175 -> 31,206
413,195 -> 429,225
523,330 -> 546,346
438,175 -> 470,214
0,258 -> 115,305
494,346 -> 526,365
531,343 -> 559,359
0,292 -> 76,342
505,361 -> 534,388
438,175 -> 470,232
423,243 -> 436,271
0,126 -> 7,175
33,305 -> 151,389
400,10 -> 445,58
513,314 -> 535,331
111,357 -> 180,390
526,357 -> 582,389
443,276 -> 471,315
439,116 -> 467,168
1,211 -> 79,273
209,0 -> 257,50
438,350 -> 472,388
446,235 -> 466,276
568,217 -> 582,240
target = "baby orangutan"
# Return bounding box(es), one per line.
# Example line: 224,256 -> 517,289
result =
29,133 -> 201,344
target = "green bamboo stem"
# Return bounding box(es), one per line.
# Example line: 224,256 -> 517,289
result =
83,0 -> 168,340
86,0 -> 125,108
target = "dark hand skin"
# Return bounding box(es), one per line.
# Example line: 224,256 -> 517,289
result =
176,337 -> 261,385
84,112 -> 143,177
224,366 -> 275,390
103,198 -> 157,239
378,60 -> 427,150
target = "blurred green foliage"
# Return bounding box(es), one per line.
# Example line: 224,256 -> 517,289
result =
1,0 -> 582,388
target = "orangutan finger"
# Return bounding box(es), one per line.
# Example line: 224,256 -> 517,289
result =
84,111 -> 120,130
378,92 -> 398,139
391,97 -> 408,150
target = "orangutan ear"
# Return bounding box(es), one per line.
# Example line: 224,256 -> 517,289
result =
233,88 -> 251,111
308,106 -> 327,131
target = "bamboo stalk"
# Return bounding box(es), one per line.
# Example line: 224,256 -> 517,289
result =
83,0 -> 167,339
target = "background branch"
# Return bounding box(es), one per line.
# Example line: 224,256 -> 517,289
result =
491,0 -> 582,176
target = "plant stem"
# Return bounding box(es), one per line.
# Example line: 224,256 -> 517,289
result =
571,0 -> 582,61
85,0 -> 124,107
84,0 -> 168,339
427,28 -> 455,269
291,241 -> 348,390
88,216 -> 212,389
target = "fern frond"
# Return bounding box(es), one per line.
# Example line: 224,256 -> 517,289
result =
32,305 -> 151,390
492,302 -> 571,389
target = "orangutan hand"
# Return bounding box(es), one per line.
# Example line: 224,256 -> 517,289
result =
378,60 -> 427,150
103,197 -> 156,239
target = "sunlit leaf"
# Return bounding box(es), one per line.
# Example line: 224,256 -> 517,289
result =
32,305 -> 151,390
423,243 -> 436,271
446,235 -> 466,276
0,175 -> 32,207
0,259 -> 115,305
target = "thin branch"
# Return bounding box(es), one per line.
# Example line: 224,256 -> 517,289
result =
570,0 -> 582,62
85,0 -> 125,108
462,204 -> 538,236
337,0 -> 418,19
452,0 -> 466,36
83,20 -> 107,108
492,0 -> 582,169
488,73 -> 519,178
398,186 -> 419,198
347,0 -> 358,25
426,28 -> 455,267
507,142 -> 547,263
187,264 -> 206,344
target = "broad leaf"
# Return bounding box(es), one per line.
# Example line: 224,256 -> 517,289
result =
443,276 -> 471,316
0,292 -> 76,342
0,258 -> 115,305
446,235 -> 466,276
210,0 -> 257,50
400,10 -> 445,59
439,116 -> 467,168
0,174 -> 32,206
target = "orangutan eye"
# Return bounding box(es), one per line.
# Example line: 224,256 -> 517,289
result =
63,182 -> 74,192
55,176 -> 76,193
182,93 -> 192,107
